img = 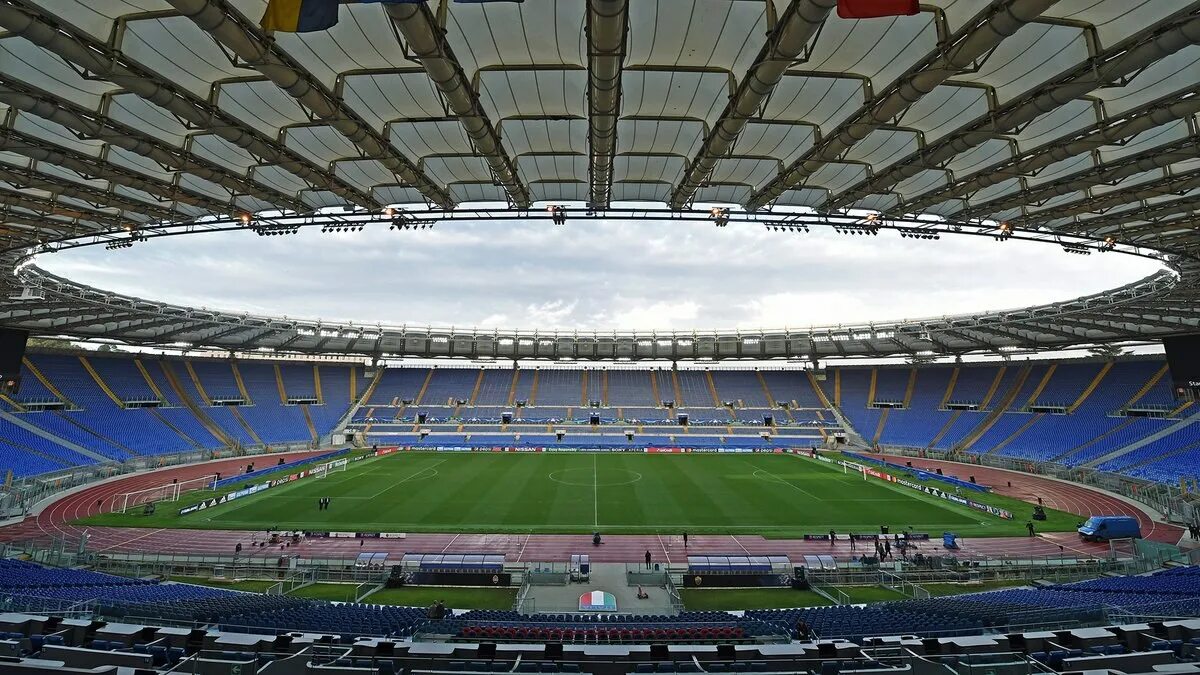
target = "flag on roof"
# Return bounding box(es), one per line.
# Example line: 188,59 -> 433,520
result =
260,0 -> 339,33
836,0 -> 919,19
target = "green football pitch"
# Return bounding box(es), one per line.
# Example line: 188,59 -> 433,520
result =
80,451 -> 1077,537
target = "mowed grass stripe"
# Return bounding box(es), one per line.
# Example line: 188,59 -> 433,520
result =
78,452 -> 1070,537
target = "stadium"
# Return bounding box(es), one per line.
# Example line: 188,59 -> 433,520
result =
1,0 -> 1200,673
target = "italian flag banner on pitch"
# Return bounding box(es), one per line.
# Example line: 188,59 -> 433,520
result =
579,590 -> 617,612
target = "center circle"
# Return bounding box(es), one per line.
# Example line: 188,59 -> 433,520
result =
548,468 -> 643,487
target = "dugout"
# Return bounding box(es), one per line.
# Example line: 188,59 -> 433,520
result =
683,555 -> 791,588
401,553 -> 512,587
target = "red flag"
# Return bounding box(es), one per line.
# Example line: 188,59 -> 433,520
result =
837,0 -> 920,19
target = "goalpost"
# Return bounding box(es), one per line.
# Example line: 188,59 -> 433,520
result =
107,473 -> 219,514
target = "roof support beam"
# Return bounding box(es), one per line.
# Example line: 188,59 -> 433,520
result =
0,165 -> 180,222
385,2 -> 530,207
1019,167 -> 1200,227
957,135 -> 1200,220
585,0 -> 629,208
831,7 -> 1200,210
669,0 -> 836,209
0,2 -> 374,209
0,127 -> 231,215
167,0 -> 453,209
0,80 -> 308,213
897,91 -> 1200,214
747,0 -> 1058,210
0,189 -> 122,229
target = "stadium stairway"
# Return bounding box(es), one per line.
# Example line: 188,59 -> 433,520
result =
954,365 -> 1031,453
1084,408 -> 1200,468
158,361 -> 235,447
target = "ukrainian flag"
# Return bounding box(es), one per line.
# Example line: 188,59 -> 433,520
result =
260,0 -> 340,33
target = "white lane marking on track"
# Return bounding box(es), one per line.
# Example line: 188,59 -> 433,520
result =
96,528 -> 166,553
441,533 -> 460,553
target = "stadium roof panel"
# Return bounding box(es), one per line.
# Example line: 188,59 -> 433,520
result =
0,0 -> 1198,358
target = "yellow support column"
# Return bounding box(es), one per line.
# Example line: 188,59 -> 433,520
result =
78,355 -> 123,406
313,365 -> 324,404
1067,362 -> 1113,413
273,364 -> 288,403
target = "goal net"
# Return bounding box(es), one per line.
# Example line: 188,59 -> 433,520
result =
107,473 -> 218,514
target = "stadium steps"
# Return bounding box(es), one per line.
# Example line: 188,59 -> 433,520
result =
182,361 -> 213,406
579,371 -> 588,406
226,406 -> 264,446
705,372 -> 721,406
358,368 -> 384,406
507,369 -> 521,406
272,364 -> 288,403
940,367 -> 960,408
21,356 -> 74,407
0,409 -> 109,462
1020,364 -> 1058,411
414,369 -> 435,405
160,361 -> 234,447
756,371 -> 776,405
1123,363 -> 1169,410
1084,408 -> 1200,468
978,366 -> 1008,410
927,409 -> 962,448
650,370 -> 661,405
1067,361 -> 1113,413
0,393 -> 25,412
807,371 -> 834,410
902,368 -> 918,408
300,404 -> 319,443
985,413 -> 1043,455
872,408 -> 889,444
77,356 -> 123,406
133,359 -> 167,402
671,370 -> 684,406
147,407 -> 204,448
229,363 -> 253,404
867,368 -> 878,406
313,365 -> 324,404
468,369 -> 485,405
833,369 -> 841,407
1050,417 -> 1137,463
1169,400 -> 1193,417
528,370 -> 540,405
955,364 -> 1031,453
53,410 -> 141,457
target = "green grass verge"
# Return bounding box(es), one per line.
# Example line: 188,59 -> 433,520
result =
361,586 -> 518,610
286,583 -> 366,602
167,576 -> 279,593
73,452 -> 1076,537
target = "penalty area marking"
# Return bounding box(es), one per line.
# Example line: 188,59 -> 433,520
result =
547,467 -> 644,488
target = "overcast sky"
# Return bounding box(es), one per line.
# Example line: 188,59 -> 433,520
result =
40,220 -> 1163,332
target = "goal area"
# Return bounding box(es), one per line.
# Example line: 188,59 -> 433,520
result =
107,473 -> 218,514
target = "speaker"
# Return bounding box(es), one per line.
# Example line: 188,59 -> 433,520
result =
677,413 -> 689,426
763,414 -> 774,426
478,643 -> 497,659
417,412 -> 427,424
543,643 -> 562,660
716,644 -> 736,660
501,412 -> 513,424
0,328 -> 28,396
590,414 -> 600,426
650,644 -> 669,660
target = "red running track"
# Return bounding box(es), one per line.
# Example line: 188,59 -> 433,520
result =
0,451 -> 1184,564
